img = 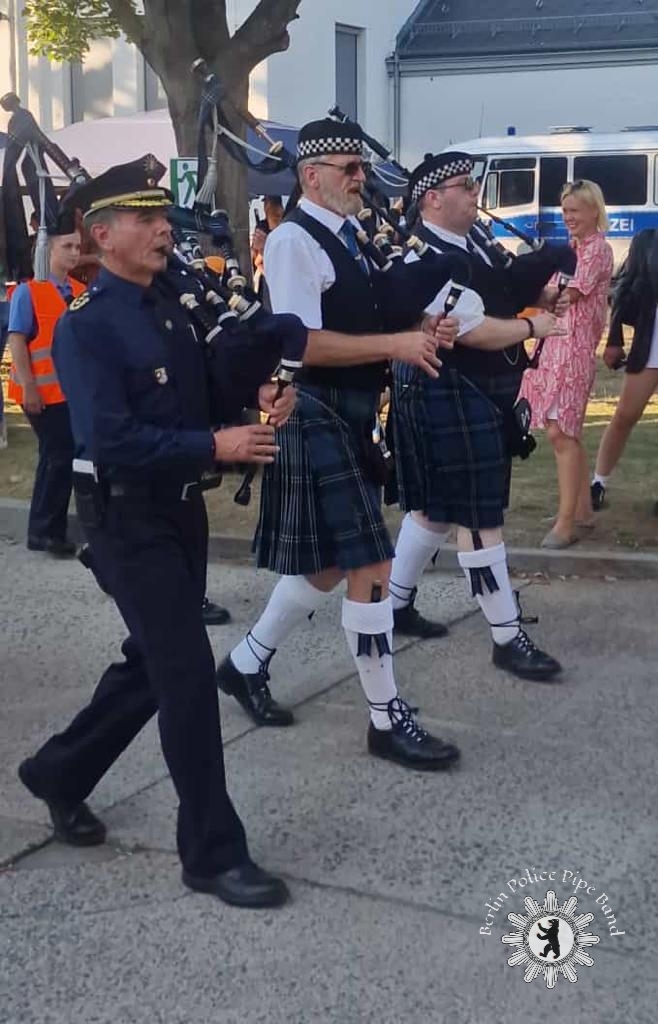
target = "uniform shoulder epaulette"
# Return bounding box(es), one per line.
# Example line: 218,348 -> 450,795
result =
69,282 -> 104,312
69,291 -> 91,312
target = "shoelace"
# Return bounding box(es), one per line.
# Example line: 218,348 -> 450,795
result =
369,696 -> 428,743
491,590 -> 539,631
513,629 -> 540,656
245,631 -> 276,695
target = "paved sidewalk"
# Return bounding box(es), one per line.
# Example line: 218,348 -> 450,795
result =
1,537 -> 656,1023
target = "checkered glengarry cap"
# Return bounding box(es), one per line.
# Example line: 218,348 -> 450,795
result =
297,118 -> 364,160
408,151 -> 474,204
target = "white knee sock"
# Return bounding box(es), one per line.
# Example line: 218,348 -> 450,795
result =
342,596 -> 397,730
457,543 -> 520,645
231,575 -> 326,674
592,473 -> 609,487
389,513 -> 450,610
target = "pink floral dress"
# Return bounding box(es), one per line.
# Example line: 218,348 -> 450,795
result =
520,231 -> 614,439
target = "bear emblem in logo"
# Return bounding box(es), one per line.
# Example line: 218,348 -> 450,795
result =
502,890 -> 599,988
154,367 -> 168,385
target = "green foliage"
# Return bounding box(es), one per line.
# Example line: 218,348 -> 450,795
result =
22,1 -> 127,62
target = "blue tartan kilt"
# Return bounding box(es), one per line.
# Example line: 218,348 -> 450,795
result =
390,364 -> 522,530
255,384 -> 395,576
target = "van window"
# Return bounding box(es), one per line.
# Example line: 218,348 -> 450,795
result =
539,157 -> 568,206
499,170 -> 534,207
572,155 -> 647,206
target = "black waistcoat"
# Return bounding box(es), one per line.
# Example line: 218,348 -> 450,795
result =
415,223 -> 528,378
286,208 -> 386,391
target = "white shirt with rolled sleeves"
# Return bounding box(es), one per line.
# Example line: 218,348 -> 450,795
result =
263,197 -> 358,329
406,219 -> 487,337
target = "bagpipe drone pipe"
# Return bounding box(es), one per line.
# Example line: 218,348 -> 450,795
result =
0,92 -> 91,281
163,234 -> 306,428
327,107 -> 577,316
0,94 -> 307,448
358,182 -> 473,329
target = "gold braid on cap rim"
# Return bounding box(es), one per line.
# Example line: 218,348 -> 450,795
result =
85,189 -> 172,216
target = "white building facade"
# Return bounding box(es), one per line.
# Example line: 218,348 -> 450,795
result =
2,1 -> 658,169
0,0 -> 416,155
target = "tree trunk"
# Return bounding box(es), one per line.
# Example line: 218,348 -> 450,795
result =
161,64 -> 252,280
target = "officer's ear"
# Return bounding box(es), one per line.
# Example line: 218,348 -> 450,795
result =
86,210 -> 117,254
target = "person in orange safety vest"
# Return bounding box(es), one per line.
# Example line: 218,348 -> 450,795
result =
7,218 -> 83,556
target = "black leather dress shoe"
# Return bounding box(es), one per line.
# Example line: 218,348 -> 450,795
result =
182,862 -> 290,908
27,536 -> 77,558
216,655 -> 294,726
492,631 -> 562,682
202,598 -> 231,626
367,700 -> 460,771
393,589 -> 448,639
18,758 -> 106,846
591,481 -> 606,511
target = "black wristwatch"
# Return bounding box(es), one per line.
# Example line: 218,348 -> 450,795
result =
519,316 -> 535,339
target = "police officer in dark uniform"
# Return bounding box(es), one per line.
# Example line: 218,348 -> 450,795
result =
17,157 -> 296,908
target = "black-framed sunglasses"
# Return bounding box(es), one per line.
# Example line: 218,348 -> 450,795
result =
310,159 -> 366,178
437,175 -> 479,193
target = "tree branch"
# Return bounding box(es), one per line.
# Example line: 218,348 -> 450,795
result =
191,0 -> 230,61
231,0 -> 302,69
108,0 -> 146,46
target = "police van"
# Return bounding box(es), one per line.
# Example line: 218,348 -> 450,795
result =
448,126 -> 658,268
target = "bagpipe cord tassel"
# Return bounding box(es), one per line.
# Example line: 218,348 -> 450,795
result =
27,141 -> 50,281
195,107 -> 219,208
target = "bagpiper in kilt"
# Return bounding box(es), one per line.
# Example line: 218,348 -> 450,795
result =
217,117 -> 462,772
388,151 -> 564,683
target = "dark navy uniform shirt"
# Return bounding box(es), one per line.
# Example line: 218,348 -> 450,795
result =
52,267 -> 216,483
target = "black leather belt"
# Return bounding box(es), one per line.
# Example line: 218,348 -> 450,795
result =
108,473 -> 222,502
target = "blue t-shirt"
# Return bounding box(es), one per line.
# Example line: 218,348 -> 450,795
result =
7,278 -> 74,340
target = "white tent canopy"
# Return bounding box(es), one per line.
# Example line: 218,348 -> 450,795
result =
46,109 -> 179,184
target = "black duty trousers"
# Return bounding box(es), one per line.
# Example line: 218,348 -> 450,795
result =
24,401 -> 74,542
28,491 -> 248,877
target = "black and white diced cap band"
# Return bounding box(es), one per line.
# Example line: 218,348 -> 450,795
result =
410,157 -> 473,203
297,136 -> 363,159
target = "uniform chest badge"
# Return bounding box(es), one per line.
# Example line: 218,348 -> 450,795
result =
69,292 -> 90,311
154,367 -> 169,385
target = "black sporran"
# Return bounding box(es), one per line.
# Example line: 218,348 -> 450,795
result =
504,397 -> 537,460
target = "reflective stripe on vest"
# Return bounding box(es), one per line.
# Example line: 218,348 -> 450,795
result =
7,279 -> 84,406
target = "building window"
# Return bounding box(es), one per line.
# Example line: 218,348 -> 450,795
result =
539,157 -> 569,207
335,25 -> 360,121
145,61 -> 167,111
573,155 -> 648,207
70,39 -> 113,122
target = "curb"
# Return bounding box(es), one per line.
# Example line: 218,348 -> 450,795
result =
1,496 -> 658,579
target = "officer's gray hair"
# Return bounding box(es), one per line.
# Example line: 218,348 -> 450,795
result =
85,208 -> 119,252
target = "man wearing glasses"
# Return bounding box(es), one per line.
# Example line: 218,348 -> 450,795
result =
216,119 -> 461,772
388,151 -> 565,683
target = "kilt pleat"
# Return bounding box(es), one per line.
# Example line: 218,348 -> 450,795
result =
255,385 -> 394,576
390,364 -> 522,530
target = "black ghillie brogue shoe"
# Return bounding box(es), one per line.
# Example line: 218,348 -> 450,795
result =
367,698 -> 460,771
492,631 -> 562,682
392,588 -> 448,639
216,656 -> 294,726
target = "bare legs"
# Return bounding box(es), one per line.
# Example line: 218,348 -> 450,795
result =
546,421 -> 590,541
594,369 -> 658,480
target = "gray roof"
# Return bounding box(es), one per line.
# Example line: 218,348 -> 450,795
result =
396,0 -> 658,58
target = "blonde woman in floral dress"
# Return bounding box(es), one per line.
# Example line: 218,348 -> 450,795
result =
521,180 -> 613,548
